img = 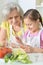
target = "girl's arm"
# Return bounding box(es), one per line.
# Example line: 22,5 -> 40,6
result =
24,46 -> 43,53
32,47 -> 43,53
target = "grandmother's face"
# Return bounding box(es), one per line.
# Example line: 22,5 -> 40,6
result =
7,9 -> 21,26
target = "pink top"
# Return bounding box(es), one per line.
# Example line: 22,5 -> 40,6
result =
23,29 -> 43,48
40,30 -> 43,48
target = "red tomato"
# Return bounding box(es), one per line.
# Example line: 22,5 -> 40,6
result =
2,47 -> 12,53
0,50 -> 4,58
0,47 -> 12,58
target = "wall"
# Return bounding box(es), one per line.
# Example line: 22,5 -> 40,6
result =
18,0 -> 36,13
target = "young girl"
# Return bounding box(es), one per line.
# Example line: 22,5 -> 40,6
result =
16,9 -> 43,53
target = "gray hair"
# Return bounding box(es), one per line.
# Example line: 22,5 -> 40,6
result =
2,2 -> 24,20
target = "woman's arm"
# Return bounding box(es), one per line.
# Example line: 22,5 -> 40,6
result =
9,43 -> 19,48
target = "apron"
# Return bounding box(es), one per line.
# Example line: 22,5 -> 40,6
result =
25,29 -> 43,48
9,25 -> 18,45
9,25 -> 24,45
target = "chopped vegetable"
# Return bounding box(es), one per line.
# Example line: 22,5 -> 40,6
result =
4,48 -> 32,64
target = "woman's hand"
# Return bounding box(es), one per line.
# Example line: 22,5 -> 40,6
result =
16,36 -> 22,44
15,36 -> 25,48
10,43 -> 18,48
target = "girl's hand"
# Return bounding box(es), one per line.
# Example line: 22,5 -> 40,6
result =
23,45 -> 33,53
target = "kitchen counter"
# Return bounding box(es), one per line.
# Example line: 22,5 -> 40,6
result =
0,53 -> 43,65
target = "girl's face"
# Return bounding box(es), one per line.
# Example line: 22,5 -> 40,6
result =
7,9 -> 21,26
24,17 -> 39,33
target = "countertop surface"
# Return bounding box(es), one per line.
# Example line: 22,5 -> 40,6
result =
0,53 -> 43,65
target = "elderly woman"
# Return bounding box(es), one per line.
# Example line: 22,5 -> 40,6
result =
1,2 -> 24,48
